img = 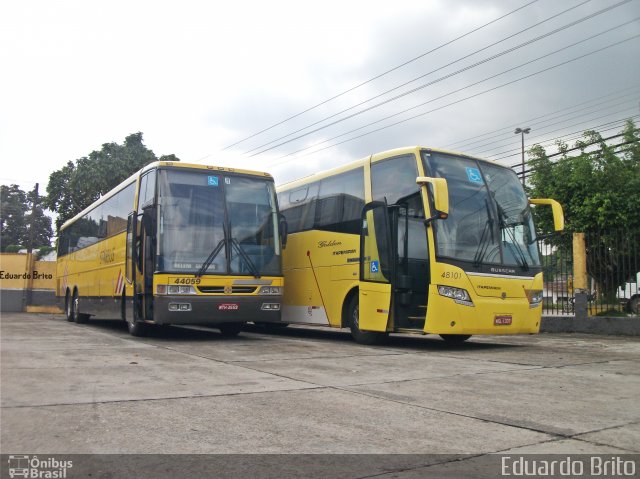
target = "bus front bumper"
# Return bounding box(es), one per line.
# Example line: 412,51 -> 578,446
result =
153,295 -> 282,325
424,290 -> 541,335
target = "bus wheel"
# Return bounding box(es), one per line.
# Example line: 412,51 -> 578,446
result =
347,295 -> 387,345
256,321 -> 289,329
440,334 -> 471,344
219,323 -> 243,337
72,289 -> 89,324
126,316 -> 147,337
65,290 -> 74,322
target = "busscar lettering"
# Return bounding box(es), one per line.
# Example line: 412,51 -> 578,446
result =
318,240 -> 342,248
332,249 -> 356,256
100,248 -> 115,263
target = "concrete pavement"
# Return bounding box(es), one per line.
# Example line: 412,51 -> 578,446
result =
1,313 -> 639,464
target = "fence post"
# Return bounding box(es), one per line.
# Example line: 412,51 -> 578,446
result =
573,232 -> 588,320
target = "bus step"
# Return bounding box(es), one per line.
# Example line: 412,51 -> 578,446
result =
408,316 -> 426,322
417,305 -> 427,309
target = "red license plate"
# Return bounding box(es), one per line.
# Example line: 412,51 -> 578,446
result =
494,315 -> 512,326
218,303 -> 239,311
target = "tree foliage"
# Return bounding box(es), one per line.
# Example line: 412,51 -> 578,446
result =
0,184 -> 53,251
528,119 -> 640,299
45,132 -> 176,231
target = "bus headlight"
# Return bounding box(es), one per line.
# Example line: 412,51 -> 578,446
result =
528,290 -> 544,308
259,286 -> 282,295
157,285 -> 196,295
438,285 -> 474,306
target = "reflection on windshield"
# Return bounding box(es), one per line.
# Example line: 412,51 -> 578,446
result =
157,169 -> 281,276
423,152 -> 540,270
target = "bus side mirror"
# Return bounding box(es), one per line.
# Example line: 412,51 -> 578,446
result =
529,198 -> 564,231
416,176 -> 449,220
279,214 -> 288,249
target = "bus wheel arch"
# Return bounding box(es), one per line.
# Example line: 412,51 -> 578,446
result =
341,288 -> 359,329
345,290 -> 387,345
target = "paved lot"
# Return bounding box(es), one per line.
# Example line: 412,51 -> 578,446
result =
1,313 -> 639,459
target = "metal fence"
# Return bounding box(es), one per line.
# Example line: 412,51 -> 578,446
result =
539,230 -> 640,317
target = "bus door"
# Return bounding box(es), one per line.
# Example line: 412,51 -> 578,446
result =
359,201 -> 393,332
137,170 -> 157,321
390,194 -> 429,330
138,206 -> 156,320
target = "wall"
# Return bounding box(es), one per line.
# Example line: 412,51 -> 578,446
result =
0,254 -> 58,312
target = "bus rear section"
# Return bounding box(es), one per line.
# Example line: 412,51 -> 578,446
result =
57,162 -> 285,336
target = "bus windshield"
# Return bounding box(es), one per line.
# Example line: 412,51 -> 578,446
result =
157,169 -> 281,276
422,151 -> 540,271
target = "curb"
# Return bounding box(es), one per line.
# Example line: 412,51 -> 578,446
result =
541,316 -> 640,336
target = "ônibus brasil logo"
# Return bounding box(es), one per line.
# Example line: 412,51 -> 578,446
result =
7,455 -> 73,478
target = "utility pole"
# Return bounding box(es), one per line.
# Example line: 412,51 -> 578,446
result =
514,127 -> 531,186
22,183 -> 39,311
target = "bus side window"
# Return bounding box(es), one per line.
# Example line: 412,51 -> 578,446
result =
371,154 -> 419,204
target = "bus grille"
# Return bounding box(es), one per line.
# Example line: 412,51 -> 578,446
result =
197,286 -> 258,294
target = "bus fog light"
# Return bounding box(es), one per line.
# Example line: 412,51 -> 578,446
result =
438,285 -> 474,306
169,303 -> 192,311
261,303 -> 281,311
259,286 -> 282,295
167,285 -> 196,295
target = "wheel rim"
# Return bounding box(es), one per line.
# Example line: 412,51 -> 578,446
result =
352,303 -> 359,330
73,293 -> 79,320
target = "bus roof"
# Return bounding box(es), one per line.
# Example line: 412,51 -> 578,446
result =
60,161 -> 274,231
277,146 -> 510,192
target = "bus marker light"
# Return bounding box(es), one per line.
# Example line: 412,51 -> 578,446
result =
261,303 -> 281,311
169,303 -> 192,312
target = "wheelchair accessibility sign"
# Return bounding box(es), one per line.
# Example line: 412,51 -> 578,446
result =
370,260 -> 379,273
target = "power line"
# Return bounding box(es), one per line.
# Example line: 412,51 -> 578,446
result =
252,15 -> 637,158
469,105 -> 640,157
496,116 -> 640,162
445,86 -> 640,150
244,0 -> 600,155
515,135 -> 639,177
221,0 -> 541,151
266,33 -> 640,166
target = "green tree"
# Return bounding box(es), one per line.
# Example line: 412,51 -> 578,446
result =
45,132 -> 176,231
1,184 -> 28,249
0,184 -> 53,251
528,119 -> 640,300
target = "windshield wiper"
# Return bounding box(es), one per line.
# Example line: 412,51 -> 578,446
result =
473,200 -> 495,268
496,204 -> 529,271
231,239 -> 260,278
195,238 -> 226,278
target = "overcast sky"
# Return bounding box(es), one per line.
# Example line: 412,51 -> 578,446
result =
1,0 -> 639,201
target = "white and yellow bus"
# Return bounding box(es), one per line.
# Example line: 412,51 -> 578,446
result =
57,161 -> 285,336
275,146 -> 563,344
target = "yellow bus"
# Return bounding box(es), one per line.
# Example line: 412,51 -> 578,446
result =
57,161 -> 285,336
275,146 -> 563,344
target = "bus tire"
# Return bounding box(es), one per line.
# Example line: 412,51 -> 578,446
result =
440,334 -> 471,344
65,289 -> 74,322
256,321 -> 289,329
127,317 -> 147,337
72,289 -> 89,324
219,323 -> 243,337
347,294 -> 387,345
